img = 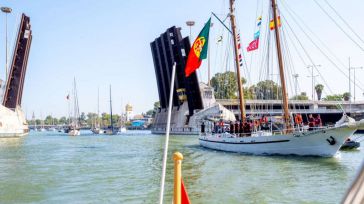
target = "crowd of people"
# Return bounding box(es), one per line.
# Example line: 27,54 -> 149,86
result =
201,115 -> 270,137
294,113 -> 322,130
201,113 -> 324,135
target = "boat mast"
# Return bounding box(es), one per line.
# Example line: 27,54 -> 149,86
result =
97,87 -> 100,128
73,77 -> 78,128
109,85 -> 113,132
271,0 -> 292,132
229,0 -> 246,122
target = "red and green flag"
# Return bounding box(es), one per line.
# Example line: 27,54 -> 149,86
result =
185,18 -> 211,77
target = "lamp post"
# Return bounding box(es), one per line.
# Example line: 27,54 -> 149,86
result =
186,21 -> 195,40
349,66 -> 363,102
293,74 -> 299,99
307,64 -> 321,101
1,7 -> 12,83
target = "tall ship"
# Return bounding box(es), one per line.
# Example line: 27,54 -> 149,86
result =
0,14 -> 32,138
150,2 -> 364,137
195,0 -> 364,157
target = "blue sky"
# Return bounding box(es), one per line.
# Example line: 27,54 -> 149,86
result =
1,0 -> 363,118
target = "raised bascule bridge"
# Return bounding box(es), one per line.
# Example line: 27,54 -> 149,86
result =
0,13 -> 32,137
150,26 -> 364,135
150,26 -> 237,135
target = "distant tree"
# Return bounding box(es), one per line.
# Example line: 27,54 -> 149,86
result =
86,112 -> 98,126
35,119 -> 41,126
146,109 -> 154,117
210,71 -> 246,99
323,94 -> 343,101
291,92 -> 309,100
101,113 -> 120,127
343,92 -> 351,101
251,80 -> 282,100
80,112 -> 86,123
44,115 -> 53,125
59,116 -> 67,125
145,101 -> 161,117
101,113 -> 110,127
154,101 -> 160,110
53,118 -> 59,125
315,84 -> 324,100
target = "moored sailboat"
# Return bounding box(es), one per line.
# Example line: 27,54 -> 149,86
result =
102,85 -> 118,135
68,78 -> 81,136
91,87 -> 103,134
198,0 -> 364,157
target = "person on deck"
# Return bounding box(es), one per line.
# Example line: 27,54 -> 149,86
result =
260,115 -> 269,130
219,120 -> 224,133
315,114 -> 322,127
239,120 -> 244,135
294,113 -> 303,129
213,122 -> 218,133
235,121 -> 240,136
230,121 -> 235,134
243,121 -> 251,136
308,114 -> 315,131
201,122 -> 205,133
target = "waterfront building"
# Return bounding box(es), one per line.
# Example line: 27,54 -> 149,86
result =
125,103 -> 134,121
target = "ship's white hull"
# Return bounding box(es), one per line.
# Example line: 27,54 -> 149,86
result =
0,105 -> 29,138
199,124 -> 362,157
68,129 -> 80,136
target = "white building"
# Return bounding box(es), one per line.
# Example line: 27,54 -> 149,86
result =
125,103 -> 134,121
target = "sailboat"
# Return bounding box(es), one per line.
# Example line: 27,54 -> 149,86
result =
68,78 -> 81,136
91,87 -> 103,134
39,113 -> 46,132
102,85 -> 118,135
198,0 -> 364,157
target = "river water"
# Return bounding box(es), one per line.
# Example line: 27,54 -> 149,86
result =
0,130 -> 363,204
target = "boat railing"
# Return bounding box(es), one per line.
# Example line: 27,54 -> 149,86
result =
204,125 -> 331,137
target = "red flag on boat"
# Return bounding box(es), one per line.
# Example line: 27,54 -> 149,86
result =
247,39 -> 259,52
181,179 -> 191,204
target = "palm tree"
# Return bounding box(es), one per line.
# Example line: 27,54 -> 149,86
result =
315,84 -> 324,100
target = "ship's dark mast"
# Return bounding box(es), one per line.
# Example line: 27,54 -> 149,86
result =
109,85 -> 113,132
2,14 -> 32,110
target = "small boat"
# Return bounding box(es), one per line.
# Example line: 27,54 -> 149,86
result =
341,138 -> 360,150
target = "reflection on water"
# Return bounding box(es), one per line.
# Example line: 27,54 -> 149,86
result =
0,137 -> 24,147
0,131 -> 362,203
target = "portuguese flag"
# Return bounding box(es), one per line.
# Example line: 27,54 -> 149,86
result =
185,18 -> 211,77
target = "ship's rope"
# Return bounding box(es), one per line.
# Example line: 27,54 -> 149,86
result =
322,0 -> 364,45
312,0 -> 364,52
281,15 -> 344,111
159,63 -> 176,204
282,0 -> 364,90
